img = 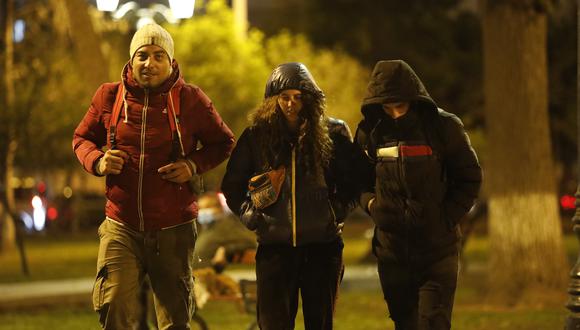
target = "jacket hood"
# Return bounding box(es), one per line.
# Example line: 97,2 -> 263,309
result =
264,62 -> 324,99
361,60 -> 437,119
122,60 -> 183,96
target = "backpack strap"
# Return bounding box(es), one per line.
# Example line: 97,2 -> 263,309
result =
108,83 -> 186,160
109,83 -> 126,149
167,85 -> 185,160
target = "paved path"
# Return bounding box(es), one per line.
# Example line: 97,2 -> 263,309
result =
0,265 -> 380,311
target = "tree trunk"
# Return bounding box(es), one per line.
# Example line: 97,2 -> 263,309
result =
482,0 -> 568,305
0,0 -> 17,252
54,0 -> 110,89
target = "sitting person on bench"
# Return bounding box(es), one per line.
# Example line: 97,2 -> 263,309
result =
194,192 -> 257,272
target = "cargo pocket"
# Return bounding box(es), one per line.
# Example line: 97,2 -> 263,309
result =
181,275 -> 195,318
92,265 -> 108,311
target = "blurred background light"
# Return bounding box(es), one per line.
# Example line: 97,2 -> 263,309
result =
31,195 -> 46,231
63,186 -> 73,199
13,19 -> 25,43
19,211 -> 33,231
96,0 -> 119,12
47,207 -> 58,221
561,194 -> 576,210
168,0 -> 195,19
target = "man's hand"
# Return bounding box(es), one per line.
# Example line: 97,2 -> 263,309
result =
158,159 -> 193,183
97,150 -> 129,175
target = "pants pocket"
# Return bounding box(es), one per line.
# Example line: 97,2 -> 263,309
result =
181,275 -> 195,318
92,265 -> 108,311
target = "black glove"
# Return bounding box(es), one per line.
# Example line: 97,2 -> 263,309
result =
239,200 -> 262,230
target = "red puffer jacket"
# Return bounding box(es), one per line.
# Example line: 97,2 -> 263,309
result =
73,61 -> 235,231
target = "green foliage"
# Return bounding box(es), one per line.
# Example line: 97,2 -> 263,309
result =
166,1 -> 370,188
265,31 -> 370,131
5,0 -> 373,191
11,3 -> 95,172
166,0 -> 270,136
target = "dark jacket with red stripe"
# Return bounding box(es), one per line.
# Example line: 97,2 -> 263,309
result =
355,60 -> 482,264
73,61 -> 235,231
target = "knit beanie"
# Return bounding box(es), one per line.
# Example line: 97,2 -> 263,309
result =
129,23 -> 174,63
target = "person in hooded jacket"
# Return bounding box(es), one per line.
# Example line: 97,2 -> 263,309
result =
355,60 -> 482,330
72,24 -> 235,329
221,62 -> 366,330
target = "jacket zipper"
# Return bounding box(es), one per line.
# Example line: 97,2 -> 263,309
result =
291,146 -> 297,247
398,141 -> 411,263
138,90 -> 149,231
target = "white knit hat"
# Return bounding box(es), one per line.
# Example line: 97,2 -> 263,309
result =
129,23 -> 174,63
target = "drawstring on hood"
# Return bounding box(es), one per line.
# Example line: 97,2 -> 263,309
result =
122,90 -> 129,124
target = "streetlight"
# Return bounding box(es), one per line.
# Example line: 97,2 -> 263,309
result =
168,0 -> 195,19
96,0 -> 119,12
96,0 -> 195,28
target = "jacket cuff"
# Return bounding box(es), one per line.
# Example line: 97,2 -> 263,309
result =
84,150 -> 105,177
93,155 -> 105,177
186,158 -> 197,175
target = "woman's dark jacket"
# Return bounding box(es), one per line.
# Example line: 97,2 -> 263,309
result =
355,60 -> 482,264
221,118 -> 364,246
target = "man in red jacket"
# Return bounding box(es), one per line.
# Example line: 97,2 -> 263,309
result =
73,23 -> 235,329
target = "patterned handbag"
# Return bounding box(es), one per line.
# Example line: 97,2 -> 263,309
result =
248,167 -> 286,209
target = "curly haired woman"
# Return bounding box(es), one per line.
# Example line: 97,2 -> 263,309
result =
221,62 -> 367,330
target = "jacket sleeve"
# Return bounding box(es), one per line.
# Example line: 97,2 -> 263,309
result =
328,118 -> 369,218
186,87 -> 235,174
221,128 -> 255,217
354,120 -> 377,213
72,84 -> 112,176
441,114 -> 483,227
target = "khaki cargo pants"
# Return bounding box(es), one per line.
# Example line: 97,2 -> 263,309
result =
93,218 -> 197,330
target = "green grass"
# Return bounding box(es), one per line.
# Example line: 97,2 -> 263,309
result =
0,233 -> 98,282
0,226 -> 576,329
0,306 -> 99,330
462,233 -> 580,264
0,291 -> 566,330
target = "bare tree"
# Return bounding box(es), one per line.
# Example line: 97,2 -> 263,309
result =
481,0 -> 568,305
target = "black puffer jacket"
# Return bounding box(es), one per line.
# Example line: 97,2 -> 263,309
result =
222,118 -> 363,246
356,60 -> 482,264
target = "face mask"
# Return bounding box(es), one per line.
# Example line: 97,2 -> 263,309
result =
197,209 -> 217,225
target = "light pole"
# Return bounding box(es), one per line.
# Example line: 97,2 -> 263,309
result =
565,0 -> 580,328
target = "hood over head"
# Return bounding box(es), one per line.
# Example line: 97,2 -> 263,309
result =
361,60 -> 437,120
264,62 -> 324,99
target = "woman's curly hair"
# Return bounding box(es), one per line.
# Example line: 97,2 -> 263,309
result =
249,92 -> 333,174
